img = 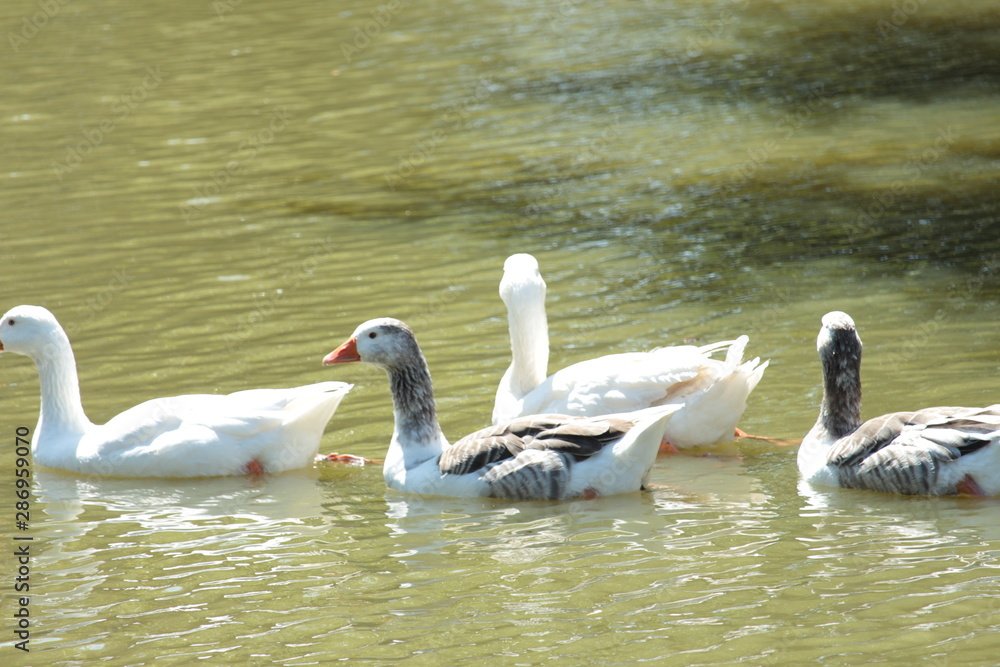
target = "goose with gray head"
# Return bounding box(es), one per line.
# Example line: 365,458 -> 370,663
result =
493,253 -> 768,449
323,317 -> 681,500
0,305 -> 353,477
799,311 -> 1000,496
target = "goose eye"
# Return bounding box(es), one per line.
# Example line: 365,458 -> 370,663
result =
6,319 -> 13,326
368,332 -> 377,339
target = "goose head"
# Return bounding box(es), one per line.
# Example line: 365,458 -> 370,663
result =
499,253 -> 546,309
322,317 -> 422,371
0,305 -> 64,359
818,311 -> 862,365
323,317 -> 440,445
813,311 -> 864,439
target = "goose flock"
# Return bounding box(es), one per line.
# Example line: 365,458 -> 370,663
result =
2,254 -> 997,499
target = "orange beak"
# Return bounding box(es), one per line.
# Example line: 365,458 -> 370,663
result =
323,337 -> 360,365
0,340 -> 5,352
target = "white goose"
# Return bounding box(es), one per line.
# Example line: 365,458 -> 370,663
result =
799,311 -> 1000,496
322,317 -> 681,500
493,254 -> 768,448
0,305 -> 352,477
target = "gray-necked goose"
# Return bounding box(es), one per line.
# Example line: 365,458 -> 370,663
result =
799,311 -> 1000,496
323,317 -> 679,500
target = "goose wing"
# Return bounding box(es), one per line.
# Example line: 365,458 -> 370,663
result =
93,382 -> 351,454
828,405 -> 1000,494
439,414 -> 632,476
520,347 -> 725,418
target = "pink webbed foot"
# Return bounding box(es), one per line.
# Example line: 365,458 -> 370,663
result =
658,437 -> 682,456
956,475 -> 987,496
315,452 -> 378,465
243,459 -> 265,477
735,428 -> 776,442
735,428 -> 796,446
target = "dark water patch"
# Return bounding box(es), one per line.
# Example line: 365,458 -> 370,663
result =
499,4 -> 1000,111
724,8 -> 1000,102
682,175 -> 1000,273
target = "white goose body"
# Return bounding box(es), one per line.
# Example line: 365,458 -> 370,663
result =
493,254 -> 767,447
323,318 -> 680,500
0,305 -> 352,477
799,311 -> 1000,496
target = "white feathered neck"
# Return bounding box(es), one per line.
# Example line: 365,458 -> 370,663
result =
27,321 -> 94,448
498,254 -> 550,399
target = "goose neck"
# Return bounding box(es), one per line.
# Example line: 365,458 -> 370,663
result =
505,293 -> 549,396
32,335 -> 92,443
816,345 -> 862,440
386,354 -> 445,457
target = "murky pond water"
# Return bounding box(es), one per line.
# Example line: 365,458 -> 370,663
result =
2,0 -> 1000,664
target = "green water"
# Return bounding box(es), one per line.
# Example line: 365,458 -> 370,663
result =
2,0 -> 1000,664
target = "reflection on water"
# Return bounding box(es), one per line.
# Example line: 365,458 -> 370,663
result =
12,437 -> 1000,664
31,469 -> 333,649
3,0 -> 1000,663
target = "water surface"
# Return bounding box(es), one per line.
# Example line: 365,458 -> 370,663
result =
2,0 -> 999,664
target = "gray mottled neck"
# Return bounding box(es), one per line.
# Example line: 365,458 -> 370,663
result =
33,333 -> 93,443
816,340 -> 862,439
386,352 -> 444,451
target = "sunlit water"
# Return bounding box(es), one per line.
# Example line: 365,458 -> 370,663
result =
2,0 -> 1000,664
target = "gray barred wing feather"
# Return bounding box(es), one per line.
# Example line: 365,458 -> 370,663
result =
830,406 -> 1000,494
439,414 -> 633,476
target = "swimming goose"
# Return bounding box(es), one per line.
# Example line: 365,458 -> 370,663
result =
322,317 -> 680,500
0,305 -> 352,477
493,253 -> 768,448
799,311 -> 1000,496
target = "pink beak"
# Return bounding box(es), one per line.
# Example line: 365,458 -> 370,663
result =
323,337 -> 360,365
